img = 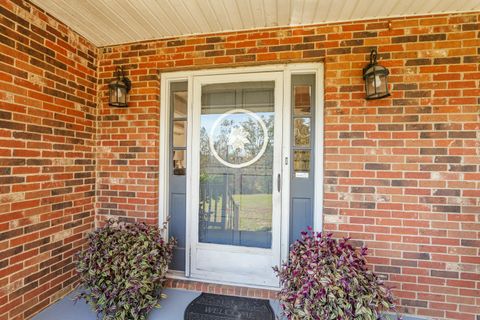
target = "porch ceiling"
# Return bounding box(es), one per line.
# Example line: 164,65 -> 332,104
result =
31,0 -> 480,47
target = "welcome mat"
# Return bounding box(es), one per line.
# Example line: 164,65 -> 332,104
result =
184,293 -> 275,320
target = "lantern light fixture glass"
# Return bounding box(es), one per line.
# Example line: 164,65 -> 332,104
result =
108,66 -> 131,107
362,49 -> 390,100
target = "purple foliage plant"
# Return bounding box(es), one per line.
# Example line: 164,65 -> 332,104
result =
76,219 -> 176,320
274,227 -> 398,319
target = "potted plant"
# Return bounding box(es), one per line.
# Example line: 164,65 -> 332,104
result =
76,219 -> 176,320
274,228 -> 397,320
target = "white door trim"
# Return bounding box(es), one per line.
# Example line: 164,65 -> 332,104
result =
159,63 -> 324,288
190,71 -> 283,287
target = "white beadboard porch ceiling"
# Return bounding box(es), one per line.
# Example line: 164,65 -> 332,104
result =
31,0 -> 480,47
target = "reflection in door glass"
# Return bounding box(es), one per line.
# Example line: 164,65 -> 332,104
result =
294,85 -> 311,115
294,118 -> 310,147
294,150 -> 310,172
173,120 -> 186,147
173,91 -> 187,118
199,82 -> 274,249
172,150 -> 185,175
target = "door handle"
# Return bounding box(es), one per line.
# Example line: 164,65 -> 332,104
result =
277,173 -> 281,192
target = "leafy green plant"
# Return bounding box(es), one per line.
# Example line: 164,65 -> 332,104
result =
76,219 -> 176,320
273,228 -> 397,320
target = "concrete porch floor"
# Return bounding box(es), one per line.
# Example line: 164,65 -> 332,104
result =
31,287 -> 425,320
32,288 -> 285,320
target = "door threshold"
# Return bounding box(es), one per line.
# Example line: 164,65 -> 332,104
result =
166,271 -> 280,299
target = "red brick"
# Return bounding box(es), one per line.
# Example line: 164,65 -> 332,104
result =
1,3 -> 479,320
0,1 -> 95,319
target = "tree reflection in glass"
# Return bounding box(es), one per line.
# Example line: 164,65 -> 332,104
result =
199,82 -> 275,249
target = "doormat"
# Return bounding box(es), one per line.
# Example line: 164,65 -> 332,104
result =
184,293 -> 275,320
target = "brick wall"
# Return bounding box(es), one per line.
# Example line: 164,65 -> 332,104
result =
0,1 -> 478,319
0,0 -> 97,319
96,44 -> 160,225
97,12 -> 479,319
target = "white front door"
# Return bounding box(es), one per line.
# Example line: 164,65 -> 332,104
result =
189,72 -> 284,287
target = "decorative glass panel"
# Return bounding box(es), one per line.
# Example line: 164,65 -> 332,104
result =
294,117 -> 310,147
173,91 -> 187,118
172,150 -> 186,175
294,85 -> 311,115
168,81 -> 188,271
173,120 -> 186,147
199,81 -> 275,249
293,150 -> 310,172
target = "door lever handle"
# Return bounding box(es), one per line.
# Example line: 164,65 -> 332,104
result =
277,173 -> 281,192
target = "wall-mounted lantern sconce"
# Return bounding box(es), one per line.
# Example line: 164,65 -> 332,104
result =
108,66 -> 131,107
363,49 -> 390,100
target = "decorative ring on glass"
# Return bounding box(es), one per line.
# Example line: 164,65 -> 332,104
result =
209,109 -> 269,169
